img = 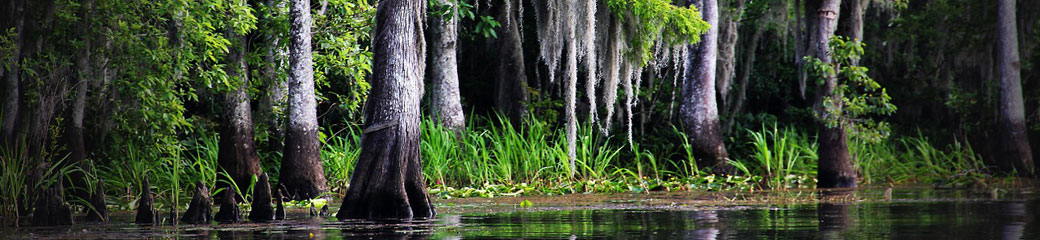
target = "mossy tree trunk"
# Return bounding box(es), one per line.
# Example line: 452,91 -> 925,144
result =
337,0 -> 434,220
680,0 -> 730,173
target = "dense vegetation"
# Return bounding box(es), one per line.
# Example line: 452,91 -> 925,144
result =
1,0 -> 1038,226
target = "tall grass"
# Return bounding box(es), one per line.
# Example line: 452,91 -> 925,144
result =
0,141 -> 29,227
322,126 -> 362,193
744,124 -> 815,188
852,132 -> 987,185
417,115 -> 575,186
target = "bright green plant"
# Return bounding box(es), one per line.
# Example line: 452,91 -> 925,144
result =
805,36 -> 897,143
743,124 -> 818,189
321,127 -> 362,193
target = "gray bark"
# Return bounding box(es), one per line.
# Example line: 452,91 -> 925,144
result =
839,0 -> 866,42
494,0 -> 529,124
337,0 -> 433,220
282,0 -> 329,200
796,0 -> 809,99
69,0 -> 92,164
997,0 -> 1034,175
427,0 -> 465,131
1,0 -> 24,145
810,0 -> 856,188
680,0 -> 730,172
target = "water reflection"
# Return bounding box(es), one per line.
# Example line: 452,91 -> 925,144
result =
1000,201 -> 1026,240
818,190 -> 853,239
6,188 -> 1040,239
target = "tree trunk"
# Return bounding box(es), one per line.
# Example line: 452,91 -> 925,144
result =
838,0 -> 866,66
796,0 -> 810,99
838,0 -> 865,42
427,0 -> 465,131
282,0 -> 329,200
493,0 -> 529,124
67,0 -> 93,167
336,0 -> 434,220
680,0 -> 730,173
996,0 -> 1034,175
1,0 -> 24,146
218,30 -> 263,195
810,0 -> 856,188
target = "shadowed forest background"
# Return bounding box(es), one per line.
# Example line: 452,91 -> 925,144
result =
1,0 -> 1039,226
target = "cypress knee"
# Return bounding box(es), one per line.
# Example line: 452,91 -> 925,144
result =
134,177 -> 157,225
248,173 -> 275,222
181,181 -> 212,224
274,188 -> 285,220
32,175 -> 73,226
214,190 -> 241,223
85,179 -> 108,222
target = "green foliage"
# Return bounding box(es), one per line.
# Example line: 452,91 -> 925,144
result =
851,133 -> 989,186
314,0 -> 375,120
806,36 -> 896,143
606,0 -> 710,65
429,0 -> 500,39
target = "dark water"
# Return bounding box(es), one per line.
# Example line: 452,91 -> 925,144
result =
5,188 -> 1040,239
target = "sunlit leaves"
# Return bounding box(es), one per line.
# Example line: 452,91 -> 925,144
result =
806,37 -> 897,143
606,0 -> 710,65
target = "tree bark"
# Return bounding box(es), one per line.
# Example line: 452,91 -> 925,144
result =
69,1 -> 90,166
281,0 -> 329,200
838,0 -> 866,66
493,0 -> 529,124
810,0 -> 856,188
427,0 -> 465,131
336,0 -> 434,220
796,0 -> 810,99
1,0 -> 24,146
218,29 -> 263,197
680,0 -> 730,173
996,0 -> 1034,175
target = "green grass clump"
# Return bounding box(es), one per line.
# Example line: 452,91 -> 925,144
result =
737,124 -> 818,189
852,132 -> 989,186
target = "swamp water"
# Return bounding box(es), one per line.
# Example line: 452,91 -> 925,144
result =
4,187 -> 1039,239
